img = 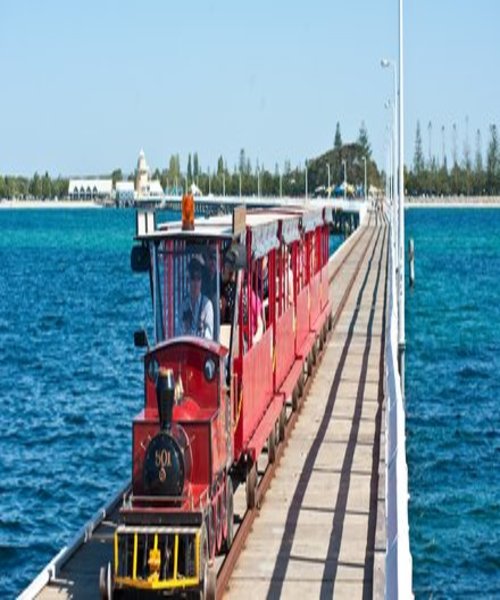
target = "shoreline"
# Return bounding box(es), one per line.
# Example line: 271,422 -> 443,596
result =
2,198 -> 500,210
406,202 -> 500,208
0,200 -> 103,209
406,195 -> 500,209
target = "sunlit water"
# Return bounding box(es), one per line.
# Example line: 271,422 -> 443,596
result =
7,207 -> 497,597
406,208 -> 500,598
0,208 -> 342,596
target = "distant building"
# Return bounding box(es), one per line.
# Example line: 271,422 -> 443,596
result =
115,181 -> 135,204
68,179 -> 112,200
135,149 -> 163,198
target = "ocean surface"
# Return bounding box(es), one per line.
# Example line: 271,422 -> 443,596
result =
1,208 -> 498,597
406,208 -> 500,598
0,208 -> 342,597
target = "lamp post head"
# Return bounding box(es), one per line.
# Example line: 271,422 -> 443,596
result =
381,58 -> 391,68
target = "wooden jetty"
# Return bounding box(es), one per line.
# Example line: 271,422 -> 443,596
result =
25,209 -> 392,600
224,213 -> 388,598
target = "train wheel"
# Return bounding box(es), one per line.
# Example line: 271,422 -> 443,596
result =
246,463 -> 258,509
99,562 -> 113,600
268,423 -> 277,464
216,489 -> 223,552
319,326 -> 325,351
223,477 -> 234,551
297,372 -> 304,397
199,525 -> 213,600
312,342 -> 318,365
278,405 -> 286,441
292,385 -> 300,412
307,354 -> 313,376
206,507 -> 216,562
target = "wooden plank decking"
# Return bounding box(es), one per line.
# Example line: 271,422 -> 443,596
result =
225,215 -> 388,599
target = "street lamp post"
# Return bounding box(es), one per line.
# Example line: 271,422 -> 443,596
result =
342,159 -> 347,200
381,58 -> 398,223
362,156 -> 367,202
398,0 -> 406,394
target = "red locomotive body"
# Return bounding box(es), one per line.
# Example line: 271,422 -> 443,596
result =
102,202 -> 333,598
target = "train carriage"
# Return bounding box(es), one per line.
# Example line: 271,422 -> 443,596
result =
100,199 -> 333,599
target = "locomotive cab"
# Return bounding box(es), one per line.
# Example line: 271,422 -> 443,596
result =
110,212 -> 241,597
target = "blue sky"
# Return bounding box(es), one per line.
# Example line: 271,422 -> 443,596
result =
0,0 -> 498,177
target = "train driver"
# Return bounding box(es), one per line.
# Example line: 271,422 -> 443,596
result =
180,257 -> 214,339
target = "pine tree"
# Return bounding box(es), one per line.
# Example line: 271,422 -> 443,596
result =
187,154 -> 192,182
413,121 -> 425,174
474,129 -> 484,195
486,124 -> 499,194
475,129 -> 483,173
193,153 -> 199,178
217,156 -> 224,175
239,149 -> 246,174
334,122 -> 342,151
357,121 -> 372,158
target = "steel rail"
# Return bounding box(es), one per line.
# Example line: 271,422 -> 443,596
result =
216,213 -> 380,598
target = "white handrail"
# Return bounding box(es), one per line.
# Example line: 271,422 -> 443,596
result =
385,216 -> 413,599
18,481 -> 130,600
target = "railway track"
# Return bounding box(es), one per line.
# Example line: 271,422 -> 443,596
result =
216,213 -> 383,598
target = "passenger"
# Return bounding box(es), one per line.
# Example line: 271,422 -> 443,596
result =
242,277 -> 263,346
220,254 -> 237,324
181,258 -> 214,339
203,248 -> 218,304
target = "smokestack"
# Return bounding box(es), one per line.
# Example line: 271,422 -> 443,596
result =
156,368 -> 175,430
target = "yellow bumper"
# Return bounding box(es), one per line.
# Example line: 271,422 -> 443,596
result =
114,525 -> 201,591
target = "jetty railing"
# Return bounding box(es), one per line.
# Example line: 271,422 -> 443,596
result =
384,220 -> 413,598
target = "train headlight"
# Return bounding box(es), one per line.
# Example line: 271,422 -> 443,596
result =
204,358 -> 216,382
147,358 -> 160,383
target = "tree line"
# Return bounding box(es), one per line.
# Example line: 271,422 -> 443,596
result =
0,122 -> 381,201
10,118 -> 500,200
154,121 -> 382,197
406,120 -> 500,196
0,172 -> 68,200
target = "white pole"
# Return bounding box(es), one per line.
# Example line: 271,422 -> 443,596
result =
392,65 -> 398,272
381,59 -> 399,270
342,160 -> 347,200
398,0 -> 406,395
362,156 -> 367,202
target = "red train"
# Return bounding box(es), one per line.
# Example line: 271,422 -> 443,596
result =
100,201 -> 334,598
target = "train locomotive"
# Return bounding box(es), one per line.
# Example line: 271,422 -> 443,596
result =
100,200 -> 334,598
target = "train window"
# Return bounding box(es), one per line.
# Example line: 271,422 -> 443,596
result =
152,240 -> 225,344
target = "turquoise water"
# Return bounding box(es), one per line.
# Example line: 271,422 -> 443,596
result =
3,208 -> 497,597
0,208 -> 342,596
406,208 -> 500,598
0,209 -> 150,596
